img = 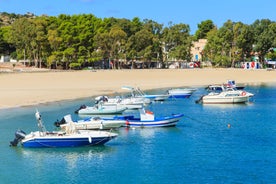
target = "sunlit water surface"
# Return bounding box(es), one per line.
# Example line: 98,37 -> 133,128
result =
1,84 -> 275,183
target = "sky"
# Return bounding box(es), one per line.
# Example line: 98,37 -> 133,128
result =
1,0 -> 276,34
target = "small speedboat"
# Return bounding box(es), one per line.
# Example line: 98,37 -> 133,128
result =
75,102 -> 127,115
142,94 -> 170,101
196,88 -> 254,104
55,114 -> 126,130
95,95 -> 144,110
167,88 -> 197,98
122,86 -> 169,101
116,108 -> 183,128
10,111 -> 118,148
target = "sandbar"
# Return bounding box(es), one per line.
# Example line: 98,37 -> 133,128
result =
0,68 -> 275,109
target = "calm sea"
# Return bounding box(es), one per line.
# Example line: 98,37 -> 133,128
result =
0,84 -> 275,184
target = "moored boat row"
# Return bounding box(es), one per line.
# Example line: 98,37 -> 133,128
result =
74,86 -> 197,115
10,107 -> 184,148
10,81 -> 253,148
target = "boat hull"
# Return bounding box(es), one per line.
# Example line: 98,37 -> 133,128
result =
202,96 -> 249,104
125,114 -> 183,128
21,131 -> 117,148
60,120 -> 126,130
102,103 -> 142,110
78,106 -> 127,115
199,89 -> 253,104
143,94 -> 169,101
168,94 -> 192,98
168,88 -> 196,98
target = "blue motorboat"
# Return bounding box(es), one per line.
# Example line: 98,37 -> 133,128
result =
115,108 -> 184,128
10,111 -> 118,148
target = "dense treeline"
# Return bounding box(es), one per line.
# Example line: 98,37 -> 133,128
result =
0,12 -> 276,69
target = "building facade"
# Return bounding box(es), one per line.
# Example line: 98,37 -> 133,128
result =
190,39 -> 207,61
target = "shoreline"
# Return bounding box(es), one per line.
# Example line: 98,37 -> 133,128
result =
1,68 -> 275,109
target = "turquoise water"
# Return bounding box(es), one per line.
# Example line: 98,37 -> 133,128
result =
1,84 -> 276,183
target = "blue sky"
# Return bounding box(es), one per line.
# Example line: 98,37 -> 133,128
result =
1,0 -> 276,34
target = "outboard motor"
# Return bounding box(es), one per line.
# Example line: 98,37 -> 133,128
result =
54,114 -> 73,127
195,95 -> 204,104
54,117 -> 66,127
95,96 -> 108,104
10,130 -> 26,147
74,104 -> 86,114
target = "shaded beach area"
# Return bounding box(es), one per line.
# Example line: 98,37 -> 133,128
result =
1,68 -> 275,109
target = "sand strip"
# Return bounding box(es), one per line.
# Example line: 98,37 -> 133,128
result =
0,69 -> 275,109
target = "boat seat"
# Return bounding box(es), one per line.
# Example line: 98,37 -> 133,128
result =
65,122 -> 77,134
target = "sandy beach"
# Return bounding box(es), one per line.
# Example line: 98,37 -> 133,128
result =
1,68 -> 275,109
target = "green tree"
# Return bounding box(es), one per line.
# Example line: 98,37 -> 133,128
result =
0,26 -> 15,55
127,28 -> 153,68
251,19 -> 273,63
162,23 -> 191,62
47,29 -> 62,68
31,17 -> 50,68
269,23 -> 276,47
264,22 -> 276,61
194,20 -> 215,40
204,20 -> 240,67
94,25 -> 127,69
109,26 -> 127,68
235,23 -> 254,63
143,19 -> 163,63
9,17 -> 36,65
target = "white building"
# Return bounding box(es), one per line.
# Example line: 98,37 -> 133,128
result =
0,55 -> 17,63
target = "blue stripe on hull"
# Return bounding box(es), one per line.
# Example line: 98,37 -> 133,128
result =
22,137 -> 114,148
126,115 -> 183,127
127,120 -> 179,127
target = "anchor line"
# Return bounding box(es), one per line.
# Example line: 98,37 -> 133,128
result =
183,114 -> 213,126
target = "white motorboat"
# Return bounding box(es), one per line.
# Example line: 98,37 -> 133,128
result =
197,88 -> 254,104
142,94 -> 170,101
10,111 -> 118,148
55,114 -> 126,130
75,102 -> 127,115
167,88 -> 197,98
95,95 -> 144,110
122,86 -> 169,101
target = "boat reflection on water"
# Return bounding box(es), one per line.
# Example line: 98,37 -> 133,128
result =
16,146 -> 116,169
